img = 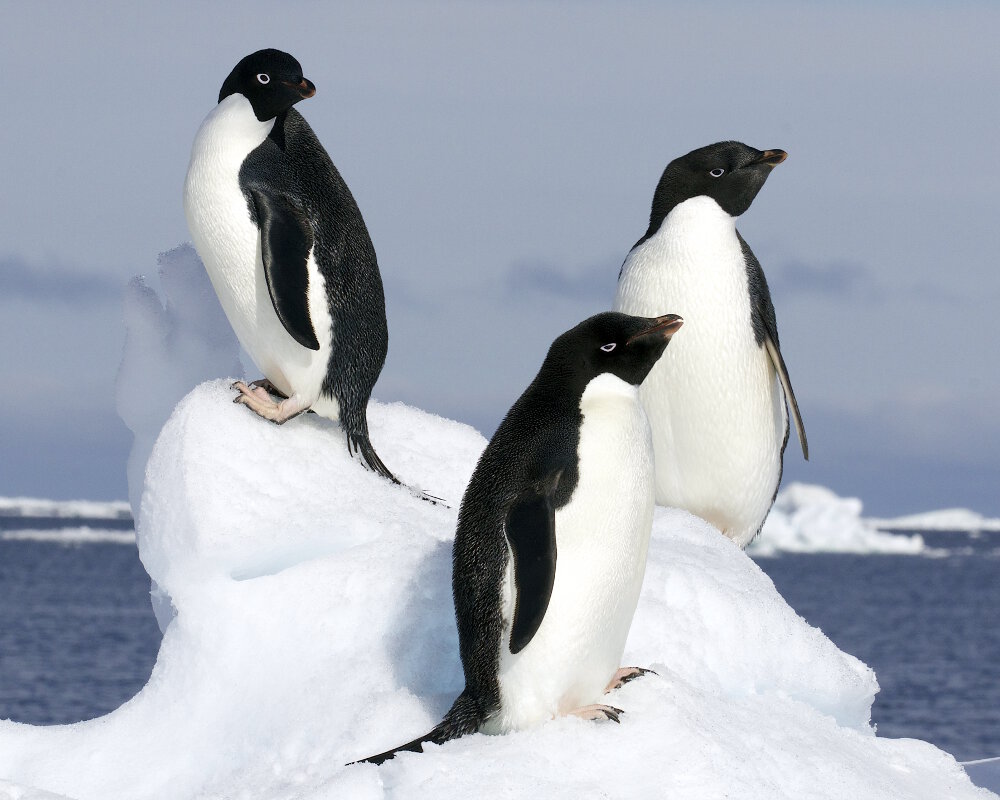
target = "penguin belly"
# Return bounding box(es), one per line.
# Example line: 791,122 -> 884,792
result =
183,94 -> 338,418
615,197 -> 786,546
486,374 -> 655,733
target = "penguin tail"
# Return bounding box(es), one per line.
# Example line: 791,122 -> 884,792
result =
347,430 -> 451,507
347,430 -> 400,484
352,692 -> 483,766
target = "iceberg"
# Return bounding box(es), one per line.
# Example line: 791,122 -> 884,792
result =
751,483 -> 927,556
0,247 -> 992,799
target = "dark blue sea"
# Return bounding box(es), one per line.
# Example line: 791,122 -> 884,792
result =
0,517 -> 997,762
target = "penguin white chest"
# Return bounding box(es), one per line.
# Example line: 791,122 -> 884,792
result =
614,197 -> 786,545
489,374 -> 655,732
183,95 -> 334,411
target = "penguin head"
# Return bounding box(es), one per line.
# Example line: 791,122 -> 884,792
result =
649,141 -> 786,220
218,49 -> 316,122
548,312 -> 684,390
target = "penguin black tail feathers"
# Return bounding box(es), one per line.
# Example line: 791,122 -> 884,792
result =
352,692 -> 483,766
346,429 -> 451,507
346,430 -> 400,484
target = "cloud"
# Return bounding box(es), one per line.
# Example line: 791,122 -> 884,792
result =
768,260 -> 884,301
0,256 -> 123,305
503,258 -> 618,303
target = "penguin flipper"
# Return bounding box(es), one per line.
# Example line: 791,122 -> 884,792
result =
249,188 -> 321,351
738,230 -> 808,460
504,470 -> 562,655
764,334 -> 809,460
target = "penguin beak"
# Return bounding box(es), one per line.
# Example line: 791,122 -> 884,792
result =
757,149 -> 787,168
627,314 -> 684,345
284,78 -> 316,99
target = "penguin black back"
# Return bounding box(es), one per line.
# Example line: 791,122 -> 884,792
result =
239,108 -> 390,466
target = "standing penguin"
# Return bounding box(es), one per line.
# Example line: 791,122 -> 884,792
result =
359,311 -> 684,764
184,49 -> 397,481
614,141 -> 807,547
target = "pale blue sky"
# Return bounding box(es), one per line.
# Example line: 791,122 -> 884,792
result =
1,1 -> 998,515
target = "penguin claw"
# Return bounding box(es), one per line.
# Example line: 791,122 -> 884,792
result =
569,704 -> 624,724
605,666 -> 658,693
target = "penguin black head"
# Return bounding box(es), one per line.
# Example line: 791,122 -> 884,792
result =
545,312 -> 683,392
649,141 -> 786,222
218,49 -> 316,122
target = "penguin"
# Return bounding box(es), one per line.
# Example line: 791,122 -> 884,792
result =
358,311 -> 684,764
614,140 -> 808,548
184,49 -> 398,482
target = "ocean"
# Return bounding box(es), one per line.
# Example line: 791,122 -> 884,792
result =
0,517 -> 996,763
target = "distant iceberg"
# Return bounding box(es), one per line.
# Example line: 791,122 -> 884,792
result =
751,483 -> 927,556
0,497 -> 131,520
869,508 -> 1000,533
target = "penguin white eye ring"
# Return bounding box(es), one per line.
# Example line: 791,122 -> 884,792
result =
709,167 -> 725,177
256,73 -> 270,84
600,342 -> 617,352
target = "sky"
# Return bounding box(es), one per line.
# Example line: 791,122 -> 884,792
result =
1,1 -> 998,516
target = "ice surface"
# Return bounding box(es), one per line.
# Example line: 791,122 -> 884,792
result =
869,509 -> 1000,533
0,382 -> 992,800
751,482 -> 927,556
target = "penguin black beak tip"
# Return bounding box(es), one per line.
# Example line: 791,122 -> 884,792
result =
628,314 -> 684,345
286,78 -> 316,99
758,149 -> 787,167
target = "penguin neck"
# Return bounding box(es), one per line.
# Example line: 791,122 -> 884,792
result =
579,373 -> 639,411
659,196 -> 736,238
190,94 -> 276,167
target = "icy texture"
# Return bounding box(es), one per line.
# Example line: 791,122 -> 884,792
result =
869,509 -> 1000,533
0,383 -> 992,800
751,482 -> 927,556
0,498 -> 130,519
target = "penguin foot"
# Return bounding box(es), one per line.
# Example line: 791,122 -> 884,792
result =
568,704 -> 623,724
231,381 -> 309,424
605,666 -> 657,693
247,377 -> 287,399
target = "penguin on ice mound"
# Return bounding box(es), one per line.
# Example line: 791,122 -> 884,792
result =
184,49 -> 398,482
358,311 -> 684,764
614,141 -> 808,548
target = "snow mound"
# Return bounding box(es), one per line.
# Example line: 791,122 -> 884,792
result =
0,383 -> 990,800
870,509 -> 1000,533
751,482 -> 927,556
0,498 -> 130,520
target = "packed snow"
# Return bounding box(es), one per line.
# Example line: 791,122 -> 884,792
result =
751,483 -> 927,556
0,247 -> 994,799
869,509 -> 1000,534
0,498 -> 130,520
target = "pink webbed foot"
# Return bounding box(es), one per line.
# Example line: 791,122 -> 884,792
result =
231,380 -> 310,425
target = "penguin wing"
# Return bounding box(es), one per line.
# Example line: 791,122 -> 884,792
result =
739,232 -> 809,460
503,468 -> 563,655
249,188 -> 321,351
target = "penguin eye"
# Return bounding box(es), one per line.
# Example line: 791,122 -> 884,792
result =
600,343 -> 617,353
256,73 -> 270,85
709,168 -> 725,178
